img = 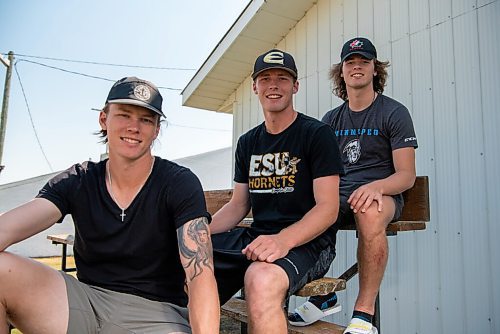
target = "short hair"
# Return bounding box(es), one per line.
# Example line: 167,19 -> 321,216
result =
329,59 -> 390,101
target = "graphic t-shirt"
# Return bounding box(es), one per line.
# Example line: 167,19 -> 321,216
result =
234,113 -> 343,234
322,94 -> 418,193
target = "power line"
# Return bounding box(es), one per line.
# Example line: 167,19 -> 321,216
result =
5,53 -> 197,71
13,63 -> 54,171
15,59 -> 182,91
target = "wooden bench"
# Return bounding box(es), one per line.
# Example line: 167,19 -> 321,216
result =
204,175 -> 430,333
46,176 -> 429,333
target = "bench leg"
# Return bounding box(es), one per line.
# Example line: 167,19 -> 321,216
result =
373,293 -> 381,333
61,243 -> 68,272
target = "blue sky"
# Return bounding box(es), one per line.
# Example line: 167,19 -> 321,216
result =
0,0 -> 248,184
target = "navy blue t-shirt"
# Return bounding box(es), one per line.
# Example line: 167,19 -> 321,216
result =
37,157 -> 209,306
322,94 -> 418,194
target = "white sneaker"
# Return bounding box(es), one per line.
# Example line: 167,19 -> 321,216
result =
343,318 -> 378,334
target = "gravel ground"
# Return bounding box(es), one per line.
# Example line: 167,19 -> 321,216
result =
220,314 -> 242,333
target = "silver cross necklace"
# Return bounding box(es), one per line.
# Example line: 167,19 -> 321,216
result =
107,157 -> 155,222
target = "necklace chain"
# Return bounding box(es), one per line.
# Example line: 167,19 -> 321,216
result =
107,156 -> 155,222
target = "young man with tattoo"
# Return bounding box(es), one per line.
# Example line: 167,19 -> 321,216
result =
0,77 -> 219,334
210,49 -> 344,334
289,37 -> 418,334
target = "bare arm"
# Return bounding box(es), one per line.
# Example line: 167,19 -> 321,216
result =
242,175 -> 340,262
177,217 -> 219,334
209,182 -> 251,234
0,198 -> 62,252
348,147 -> 416,213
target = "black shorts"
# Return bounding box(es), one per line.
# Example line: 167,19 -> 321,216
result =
212,228 -> 336,305
335,184 -> 404,228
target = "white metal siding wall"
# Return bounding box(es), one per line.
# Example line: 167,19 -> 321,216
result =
231,0 -> 500,333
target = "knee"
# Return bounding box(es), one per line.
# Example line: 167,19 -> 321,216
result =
244,263 -> 287,303
355,208 -> 389,242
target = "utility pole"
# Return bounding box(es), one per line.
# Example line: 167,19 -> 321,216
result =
0,51 -> 14,174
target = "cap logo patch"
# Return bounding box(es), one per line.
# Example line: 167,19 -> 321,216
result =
349,39 -> 364,50
263,51 -> 284,65
133,84 -> 151,101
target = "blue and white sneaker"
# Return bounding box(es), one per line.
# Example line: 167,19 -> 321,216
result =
288,293 -> 342,327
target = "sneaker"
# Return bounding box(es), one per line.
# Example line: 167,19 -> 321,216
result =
288,293 -> 342,326
343,318 -> 378,334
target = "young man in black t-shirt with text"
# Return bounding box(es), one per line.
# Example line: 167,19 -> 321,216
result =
210,49 -> 344,334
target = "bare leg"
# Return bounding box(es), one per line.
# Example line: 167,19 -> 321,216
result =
245,262 -> 289,334
353,196 -> 395,314
0,252 -> 69,334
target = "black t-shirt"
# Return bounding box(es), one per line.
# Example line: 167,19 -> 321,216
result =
322,94 -> 418,194
37,157 -> 210,306
234,113 -> 343,234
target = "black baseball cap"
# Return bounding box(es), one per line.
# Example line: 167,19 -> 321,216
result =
252,49 -> 298,80
340,37 -> 377,63
105,76 -> 165,117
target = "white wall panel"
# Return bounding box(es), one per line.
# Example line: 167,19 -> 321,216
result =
391,37 -> 412,108
358,0 -> 374,38
430,0 -> 452,26
430,20 -> 465,334
409,28 -> 442,334
478,3 -> 500,332
306,5 -> 320,119
295,19 -> 308,114
318,0 -> 333,117
453,10 -> 491,334
391,0 -> 409,41
343,0 -> 358,38
452,0 -> 477,17
409,0 -> 430,34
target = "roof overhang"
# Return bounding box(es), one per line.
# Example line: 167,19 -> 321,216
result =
181,0 -> 317,113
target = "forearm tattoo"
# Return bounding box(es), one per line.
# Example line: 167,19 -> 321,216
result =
177,217 -> 214,282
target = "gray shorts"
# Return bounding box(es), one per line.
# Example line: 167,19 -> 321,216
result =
62,273 -> 191,334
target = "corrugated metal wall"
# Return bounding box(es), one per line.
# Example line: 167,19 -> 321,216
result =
231,0 -> 500,333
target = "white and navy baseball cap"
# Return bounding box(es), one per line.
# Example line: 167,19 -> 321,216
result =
105,76 -> 165,117
340,37 -> 377,63
252,49 -> 298,80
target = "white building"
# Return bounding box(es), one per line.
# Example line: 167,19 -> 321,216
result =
182,1 -> 500,333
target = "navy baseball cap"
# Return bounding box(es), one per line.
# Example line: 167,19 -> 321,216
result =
105,77 -> 165,117
252,49 -> 298,80
340,37 -> 377,63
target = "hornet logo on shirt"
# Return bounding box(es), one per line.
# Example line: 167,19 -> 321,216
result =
343,139 -> 361,164
248,152 -> 300,194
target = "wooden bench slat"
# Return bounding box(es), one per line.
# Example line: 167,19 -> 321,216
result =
295,277 -> 346,297
221,298 -> 346,334
399,176 -> 430,221
208,176 -> 430,229
47,234 -> 74,245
